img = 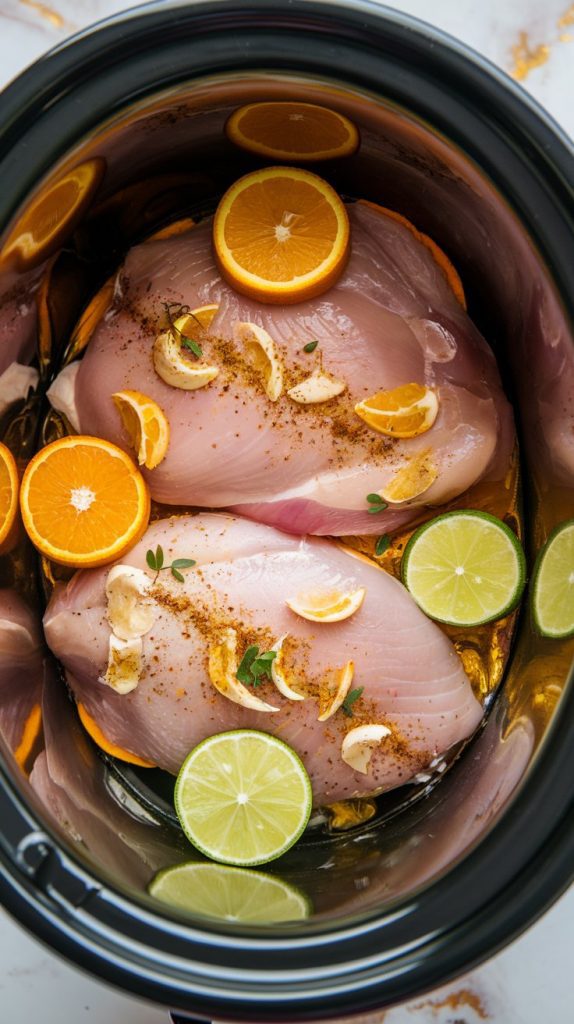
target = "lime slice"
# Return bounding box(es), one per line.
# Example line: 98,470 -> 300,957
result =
149,861 -> 311,923
174,730 -> 312,866
401,509 -> 526,627
531,519 -> 574,638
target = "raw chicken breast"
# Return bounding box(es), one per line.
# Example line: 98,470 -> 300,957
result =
0,589 -> 44,766
57,202 -> 514,535
43,514 -> 483,806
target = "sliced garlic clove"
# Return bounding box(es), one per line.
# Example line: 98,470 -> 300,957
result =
46,361 -> 81,431
101,634 -> 144,695
270,635 -> 305,701
287,369 -> 346,405
341,723 -> 391,774
234,322 -> 283,401
153,325 -> 219,390
105,565 -> 155,640
208,627 -> 280,712
318,660 -> 354,721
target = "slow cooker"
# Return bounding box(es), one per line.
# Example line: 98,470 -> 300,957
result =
0,2 -> 572,1020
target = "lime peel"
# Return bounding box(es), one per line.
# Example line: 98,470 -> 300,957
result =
401,509 -> 526,627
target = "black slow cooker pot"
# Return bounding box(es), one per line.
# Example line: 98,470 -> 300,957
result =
0,2 -> 573,1020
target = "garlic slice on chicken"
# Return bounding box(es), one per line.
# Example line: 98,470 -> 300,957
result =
318,660 -> 354,722
341,723 -> 391,774
208,627 -> 280,712
287,369 -> 346,404
153,315 -> 219,390
234,322 -> 283,401
270,635 -> 305,701
46,361 -> 81,430
101,635 -> 144,695
105,565 -> 155,641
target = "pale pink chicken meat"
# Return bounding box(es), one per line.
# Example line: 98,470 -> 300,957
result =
43,514 -> 483,807
59,202 -> 514,536
0,589 -> 44,763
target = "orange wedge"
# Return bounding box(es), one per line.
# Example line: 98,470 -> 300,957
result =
355,383 -> 438,438
225,102 -> 360,162
20,436 -> 150,568
213,167 -> 350,304
0,442 -> 19,555
286,587 -> 366,623
112,390 -> 170,470
381,449 -> 438,504
358,199 -> 466,308
189,304 -> 219,329
77,703 -> 156,767
14,704 -> 42,771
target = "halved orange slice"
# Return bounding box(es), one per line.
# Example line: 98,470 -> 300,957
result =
355,383 -> 438,438
77,703 -> 156,767
213,167 -> 350,304
286,588 -> 366,623
20,436 -> 150,568
189,304 -> 219,329
0,442 -> 19,555
380,449 -> 438,504
112,390 -> 170,470
225,102 -> 360,162
357,199 -> 466,309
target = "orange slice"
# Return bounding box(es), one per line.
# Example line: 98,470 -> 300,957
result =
20,436 -> 150,568
189,304 -> 219,329
112,390 -> 170,470
77,703 -> 156,767
1,159 -> 105,270
0,442 -> 19,555
355,383 -> 438,438
380,449 -> 438,505
225,102 -> 360,162
357,199 -> 466,308
14,704 -> 42,771
286,587 -> 366,623
213,167 -> 350,304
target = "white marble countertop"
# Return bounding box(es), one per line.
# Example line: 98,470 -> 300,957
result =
0,1 -> 572,1021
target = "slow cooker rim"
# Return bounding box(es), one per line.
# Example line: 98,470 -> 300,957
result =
0,0 -> 573,1016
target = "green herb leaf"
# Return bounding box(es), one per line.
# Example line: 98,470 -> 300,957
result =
366,494 -> 388,514
171,568 -> 185,583
375,534 -> 390,557
303,340 -> 319,353
155,545 -> 164,570
341,686 -> 364,718
366,493 -> 384,505
147,547 -> 195,583
237,645 -> 260,685
146,549 -> 157,570
181,337 -> 203,358
172,558 -> 197,569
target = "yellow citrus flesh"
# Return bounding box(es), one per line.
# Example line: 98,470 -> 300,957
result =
355,383 -> 439,438
0,442 -> 19,555
381,449 -> 438,504
189,304 -> 219,329
225,101 -> 360,161
286,587 -> 366,623
213,167 -> 350,304
20,435 -> 150,568
357,200 -> 466,309
77,703 -> 156,767
112,390 -> 170,470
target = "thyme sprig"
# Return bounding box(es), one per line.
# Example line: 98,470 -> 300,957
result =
341,686 -> 364,717
366,493 -> 388,515
375,534 -> 390,556
236,645 -> 277,687
163,301 -> 203,359
146,544 -> 196,583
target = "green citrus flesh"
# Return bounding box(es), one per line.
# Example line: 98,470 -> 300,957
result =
402,510 -> 526,627
149,861 -> 310,923
531,519 -> 574,638
174,730 -> 313,867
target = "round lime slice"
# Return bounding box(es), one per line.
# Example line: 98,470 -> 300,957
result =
531,519 -> 574,638
174,730 -> 312,866
401,509 -> 526,627
149,861 -> 311,923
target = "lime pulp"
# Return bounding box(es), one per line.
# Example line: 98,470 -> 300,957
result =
531,519 -> 574,638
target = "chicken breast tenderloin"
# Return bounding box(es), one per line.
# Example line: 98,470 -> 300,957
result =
43,514 -> 483,807
56,202 -> 514,536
